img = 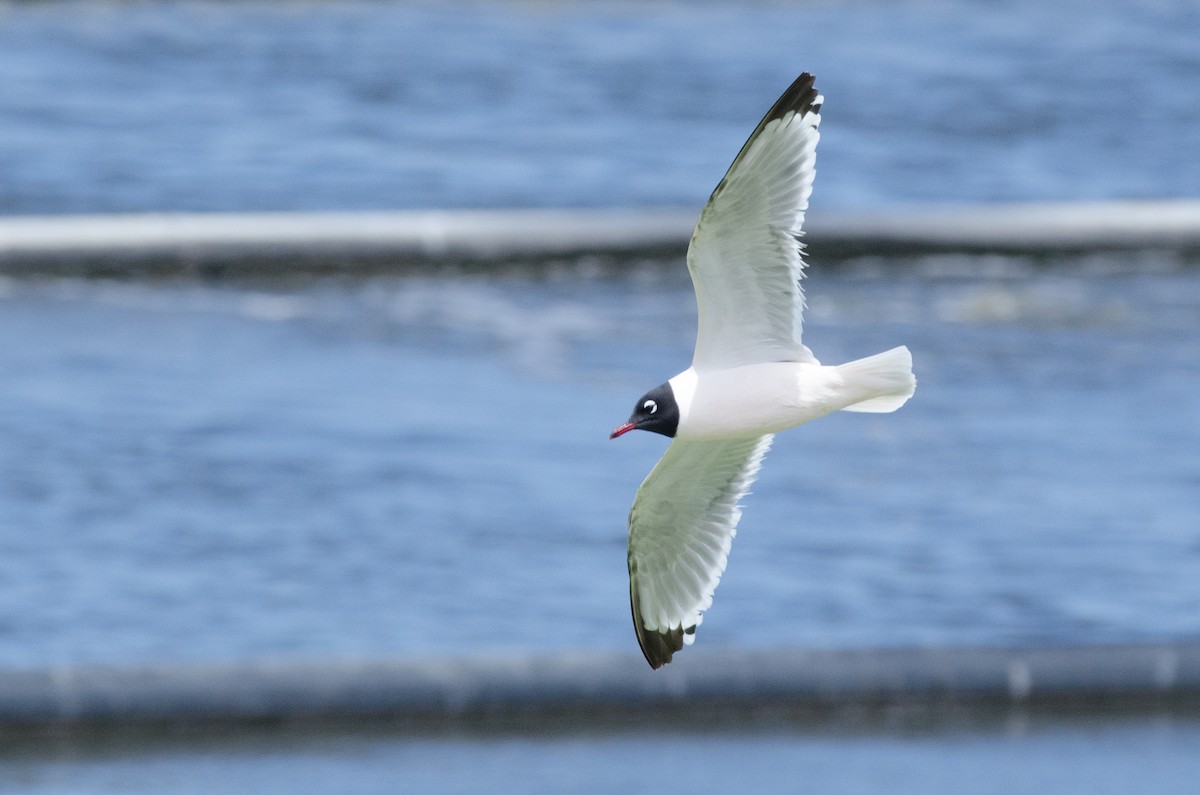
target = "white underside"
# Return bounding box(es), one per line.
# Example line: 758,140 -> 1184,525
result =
670,345 -> 915,440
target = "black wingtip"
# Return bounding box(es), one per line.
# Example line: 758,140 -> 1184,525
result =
704,73 -> 821,204
761,72 -> 821,127
635,622 -> 688,670
629,575 -> 695,669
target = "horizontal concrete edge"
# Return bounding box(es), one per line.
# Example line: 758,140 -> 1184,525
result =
0,209 -> 696,276
1,642 -> 1197,732
0,200 -> 1198,276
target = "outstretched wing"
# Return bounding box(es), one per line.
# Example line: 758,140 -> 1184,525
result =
688,73 -> 823,370
627,435 -> 773,668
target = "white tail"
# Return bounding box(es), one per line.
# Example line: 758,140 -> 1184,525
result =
837,346 -> 916,413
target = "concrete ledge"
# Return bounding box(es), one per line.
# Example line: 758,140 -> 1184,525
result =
2,643 -> 1198,735
0,200 -> 1198,277
0,209 -> 697,277
813,199 -> 1200,255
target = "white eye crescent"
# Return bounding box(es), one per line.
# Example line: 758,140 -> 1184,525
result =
643,400 -> 658,414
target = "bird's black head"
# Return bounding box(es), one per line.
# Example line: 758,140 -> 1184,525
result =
610,382 -> 679,439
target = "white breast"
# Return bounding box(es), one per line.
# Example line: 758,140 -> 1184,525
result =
670,363 -> 846,440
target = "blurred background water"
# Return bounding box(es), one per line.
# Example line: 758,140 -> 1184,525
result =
6,717 -> 1200,794
2,0 -> 1198,215
2,257 -> 1199,668
1,0 -> 1199,792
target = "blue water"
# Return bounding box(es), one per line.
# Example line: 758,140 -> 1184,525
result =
1,0 -> 1198,215
1,256 -> 1198,668
2,2 -> 1200,789
5,717 -> 1200,795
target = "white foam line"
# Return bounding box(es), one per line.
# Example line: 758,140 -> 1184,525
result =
0,201 -> 1198,275
0,209 -> 697,272
816,200 -> 1200,250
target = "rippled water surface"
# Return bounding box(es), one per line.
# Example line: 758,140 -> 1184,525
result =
2,2 -> 1199,790
1,255 -> 1197,668
2,0 -> 1198,214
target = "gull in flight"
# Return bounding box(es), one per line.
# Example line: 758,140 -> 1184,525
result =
610,73 -> 916,669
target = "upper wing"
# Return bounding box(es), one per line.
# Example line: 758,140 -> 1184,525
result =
687,73 -> 823,369
627,434 -> 773,668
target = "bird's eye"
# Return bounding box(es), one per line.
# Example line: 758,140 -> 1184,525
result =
643,400 -> 658,414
